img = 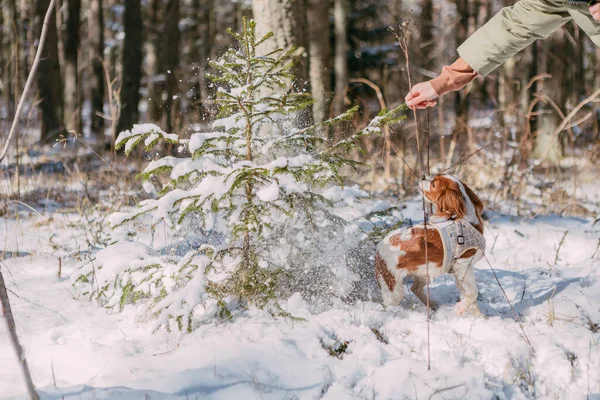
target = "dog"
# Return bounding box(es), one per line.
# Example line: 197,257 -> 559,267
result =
374,174 -> 486,315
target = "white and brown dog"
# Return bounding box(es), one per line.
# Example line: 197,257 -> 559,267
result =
375,175 -> 486,315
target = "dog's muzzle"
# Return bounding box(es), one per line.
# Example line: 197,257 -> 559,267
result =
419,176 -> 433,192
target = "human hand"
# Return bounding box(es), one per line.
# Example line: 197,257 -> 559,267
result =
591,3 -> 600,21
405,81 -> 438,109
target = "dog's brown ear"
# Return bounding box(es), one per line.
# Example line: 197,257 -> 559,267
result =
461,181 -> 484,217
437,186 -> 466,218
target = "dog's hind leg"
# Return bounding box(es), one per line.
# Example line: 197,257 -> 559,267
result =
453,255 -> 482,316
375,254 -> 405,306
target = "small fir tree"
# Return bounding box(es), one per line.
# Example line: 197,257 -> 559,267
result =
75,18 -> 406,330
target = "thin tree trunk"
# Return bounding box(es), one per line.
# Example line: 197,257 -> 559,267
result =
37,0 -> 64,140
306,0 -> 331,128
63,0 -> 81,133
1,270 -> 40,400
333,0 -> 348,139
163,0 -> 181,133
88,0 -> 104,140
117,0 -> 143,133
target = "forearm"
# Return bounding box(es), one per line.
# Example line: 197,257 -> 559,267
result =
430,58 -> 477,96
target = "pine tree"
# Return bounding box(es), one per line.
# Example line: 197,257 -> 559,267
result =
75,18 -> 406,330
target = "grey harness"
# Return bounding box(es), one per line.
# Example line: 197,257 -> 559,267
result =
416,219 -> 486,273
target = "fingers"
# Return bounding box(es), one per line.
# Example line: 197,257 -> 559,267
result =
415,100 -> 438,109
406,93 -> 427,109
591,4 -> 600,21
406,95 -> 437,110
405,82 -> 438,109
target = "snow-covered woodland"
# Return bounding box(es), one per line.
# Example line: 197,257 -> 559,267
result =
2,0 -> 600,399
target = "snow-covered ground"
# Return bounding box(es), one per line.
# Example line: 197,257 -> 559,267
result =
2,202 -> 600,399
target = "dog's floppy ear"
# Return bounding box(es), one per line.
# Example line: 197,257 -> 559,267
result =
437,186 -> 466,218
461,181 -> 484,217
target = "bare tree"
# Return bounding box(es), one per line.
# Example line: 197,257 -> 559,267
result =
307,0 -> 331,127
63,0 -> 81,133
251,0 -> 310,91
37,0 -> 64,140
163,0 -> 181,133
88,0 -> 104,139
454,0 -> 471,133
333,0 -> 348,138
533,28 -> 566,164
117,0 -> 143,133
188,0 -> 213,121
146,0 -> 164,121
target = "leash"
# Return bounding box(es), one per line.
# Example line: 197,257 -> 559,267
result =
393,21 -> 432,371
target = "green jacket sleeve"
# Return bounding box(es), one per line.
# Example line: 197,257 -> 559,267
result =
457,0 -> 572,76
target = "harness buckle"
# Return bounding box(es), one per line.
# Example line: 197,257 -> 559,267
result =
457,235 -> 465,245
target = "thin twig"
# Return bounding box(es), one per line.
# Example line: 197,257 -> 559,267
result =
553,87 -> 600,137
428,383 -> 466,400
482,253 -> 535,353
553,231 -> 568,266
0,0 -> 56,163
441,138 -> 504,174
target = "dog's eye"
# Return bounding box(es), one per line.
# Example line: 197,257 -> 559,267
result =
431,181 -> 436,188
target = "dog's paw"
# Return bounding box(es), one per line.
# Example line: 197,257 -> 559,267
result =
427,300 -> 440,311
454,300 -> 481,316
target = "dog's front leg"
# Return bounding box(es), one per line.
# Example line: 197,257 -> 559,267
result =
452,256 -> 482,316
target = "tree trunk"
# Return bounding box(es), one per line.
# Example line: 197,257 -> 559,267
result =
146,0 -> 163,121
533,28 -> 565,164
163,0 -> 181,133
88,0 -> 104,140
189,0 -> 213,122
453,0 -> 470,139
333,0 -> 348,139
251,0 -> 310,91
1,4 -> 5,115
37,0 -> 64,140
420,0 -> 434,72
498,57 -> 516,137
63,0 -> 81,133
306,0 -> 331,128
117,0 -> 143,133
6,0 -> 21,116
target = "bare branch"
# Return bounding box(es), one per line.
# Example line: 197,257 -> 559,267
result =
0,0 -> 57,163
1,269 -> 39,399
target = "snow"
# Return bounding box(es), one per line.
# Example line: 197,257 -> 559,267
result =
188,132 -> 230,154
115,124 -> 179,154
2,203 -> 600,399
256,182 -> 280,202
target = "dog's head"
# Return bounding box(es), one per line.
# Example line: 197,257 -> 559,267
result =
419,175 -> 484,231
